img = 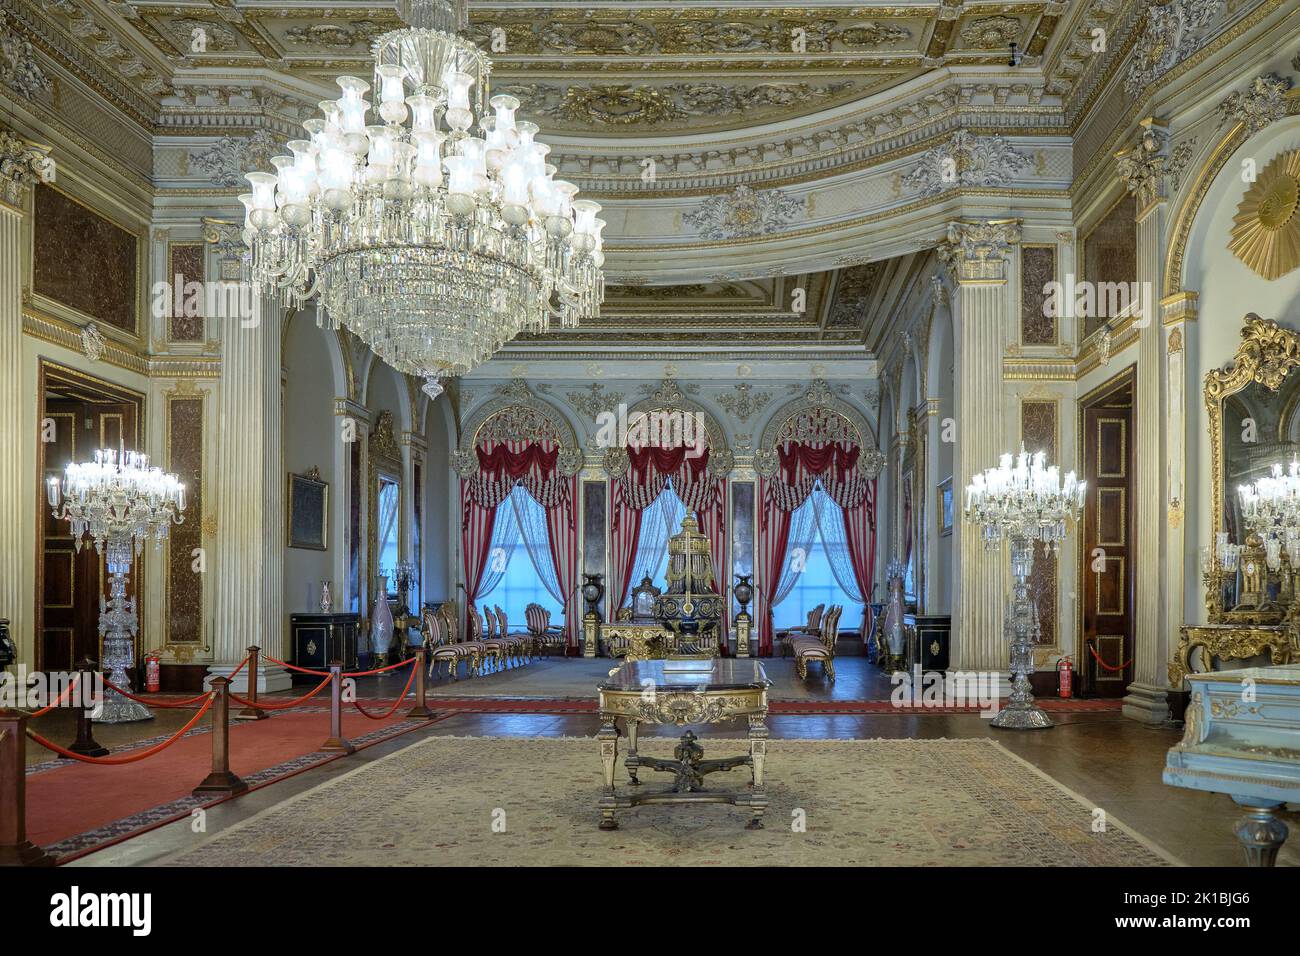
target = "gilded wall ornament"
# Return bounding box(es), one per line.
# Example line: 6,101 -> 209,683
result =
684,185 -> 803,240
80,322 -> 107,362
715,383 -> 772,423
1115,122 -> 1171,210
567,383 -> 626,419
1123,0 -> 1224,97
1228,149 -> 1300,281
454,380 -> 581,478
0,12 -> 52,99
901,130 -> 1031,197
936,219 -> 1022,283
1217,73 -> 1292,135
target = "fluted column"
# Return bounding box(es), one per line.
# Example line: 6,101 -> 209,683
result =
0,131 -> 51,662
208,293 -> 290,692
939,219 -> 1021,685
1116,119 -> 1171,723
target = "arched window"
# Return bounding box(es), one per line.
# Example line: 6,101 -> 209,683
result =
479,485 -> 564,624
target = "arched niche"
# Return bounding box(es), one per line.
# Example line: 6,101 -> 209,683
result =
451,379 -> 581,479
600,378 -> 733,478
755,379 -> 885,480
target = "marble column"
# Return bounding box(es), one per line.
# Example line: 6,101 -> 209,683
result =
1116,119 -> 1171,723
207,291 -> 290,692
939,219 -> 1021,693
0,132 -> 51,662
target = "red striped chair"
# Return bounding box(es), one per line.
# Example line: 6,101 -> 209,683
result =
780,603 -> 826,656
492,605 -> 531,666
791,604 -> 842,681
525,603 -> 565,657
423,603 -> 482,680
470,604 -> 507,673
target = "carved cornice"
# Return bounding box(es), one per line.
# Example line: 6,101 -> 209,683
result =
935,218 -> 1022,283
22,309 -> 221,378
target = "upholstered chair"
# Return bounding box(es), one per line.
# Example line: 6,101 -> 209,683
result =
471,603 -> 508,672
425,604 -> 478,680
525,602 -> 565,657
792,604 -> 842,681
780,602 -> 826,656
493,605 -> 530,665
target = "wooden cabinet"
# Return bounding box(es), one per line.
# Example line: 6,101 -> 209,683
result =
290,613 -> 359,672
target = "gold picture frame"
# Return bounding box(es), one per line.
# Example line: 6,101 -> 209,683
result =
287,468 -> 329,551
937,476 -> 954,536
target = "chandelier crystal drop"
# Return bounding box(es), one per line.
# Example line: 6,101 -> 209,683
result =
238,0 -> 604,392
1238,457 -> 1300,535
964,446 -> 1086,552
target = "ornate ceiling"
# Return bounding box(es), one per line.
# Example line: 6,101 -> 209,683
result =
97,2 -> 1073,136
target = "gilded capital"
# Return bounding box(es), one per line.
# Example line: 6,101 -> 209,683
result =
0,129 -> 52,208
936,218 -> 1022,282
1115,119 -> 1170,212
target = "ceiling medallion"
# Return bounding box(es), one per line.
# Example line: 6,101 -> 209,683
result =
1228,148 -> 1300,281
237,0 -> 605,394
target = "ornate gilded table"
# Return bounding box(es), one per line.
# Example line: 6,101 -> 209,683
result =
596,659 -> 772,830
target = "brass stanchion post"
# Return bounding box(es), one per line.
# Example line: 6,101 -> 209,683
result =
406,647 -> 433,719
0,708 -> 55,866
192,677 -> 248,796
321,661 -> 354,753
235,645 -> 268,722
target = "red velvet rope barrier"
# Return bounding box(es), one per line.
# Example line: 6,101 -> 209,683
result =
342,656 -> 417,678
27,694 -> 215,764
228,673 -> 333,711
25,674 -> 83,718
351,662 -> 419,721
1087,642 -> 1133,672
260,654 -> 331,677
102,679 -> 215,709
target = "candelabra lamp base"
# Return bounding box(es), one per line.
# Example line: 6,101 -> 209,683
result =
94,689 -> 153,724
990,701 -> 1054,730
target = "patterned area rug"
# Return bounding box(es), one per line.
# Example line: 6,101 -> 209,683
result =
404,697 -> 1122,715
164,736 -> 1179,867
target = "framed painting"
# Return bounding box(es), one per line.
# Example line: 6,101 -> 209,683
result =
288,469 -> 328,551
938,477 -> 954,536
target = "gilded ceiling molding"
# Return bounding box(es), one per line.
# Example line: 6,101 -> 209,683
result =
1122,0 -> 1226,98
683,184 -> 804,240
1163,89 -> 1300,297
0,126 -> 51,207
755,379 -> 884,479
901,130 -> 1032,196
452,379 -> 581,479
935,218 -> 1022,283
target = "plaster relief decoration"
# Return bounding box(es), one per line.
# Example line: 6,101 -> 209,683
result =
190,130 -> 285,187
0,129 -> 52,206
901,130 -> 1031,197
960,16 -> 1022,50
1115,121 -> 1170,210
827,262 -> 883,328
1123,0 -> 1225,97
281,21 -> 384,50
1228,148 -> 1300,281
755,380 -> 885,487
567,383 -> 627,419
454,380 -> 582,479
0,11 -> 53,99
1216,73 -> 1293,135
499,80 -> 856,128
80,322 -> 107,361
936,218 -> 1023,283
684,185 -> 803,240
716,383 -> 773,423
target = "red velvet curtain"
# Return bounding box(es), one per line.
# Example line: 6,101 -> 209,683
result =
842,480 -> 878,636
460,487 -> 498,637
545,474 -> 580,651
609,479 -> 643,612
755,477 -> 792,656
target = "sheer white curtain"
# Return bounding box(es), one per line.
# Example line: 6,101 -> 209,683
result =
509,483 -> 563,607
810,485 -> 863,602
627,480 -> 687,594
478,494 -> 522,602
771,495 -> 818,612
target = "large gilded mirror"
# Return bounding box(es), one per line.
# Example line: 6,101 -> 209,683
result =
1205,315 -> 1300,623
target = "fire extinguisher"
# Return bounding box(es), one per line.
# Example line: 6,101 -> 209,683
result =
145,652 -> 161,693
1057,655 -> 1074,699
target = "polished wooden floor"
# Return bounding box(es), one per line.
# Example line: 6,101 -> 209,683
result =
29,658 -> 1299,868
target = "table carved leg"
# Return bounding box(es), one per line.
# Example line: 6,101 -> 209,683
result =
1231,795 -> 1288,867
746,714 -> 769,829
598,717 -> 620,830
625,717 -> 641,785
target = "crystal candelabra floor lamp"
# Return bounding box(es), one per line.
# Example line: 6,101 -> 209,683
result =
965,448 -> 1084,730
48,449 -> 186,723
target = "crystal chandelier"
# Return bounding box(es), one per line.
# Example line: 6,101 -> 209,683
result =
238,0 -> 604,396
965,447 -> 1085,730
1231,457 -> 1300,609
47,449 -> 187,723
1238,457 -> 1300,535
